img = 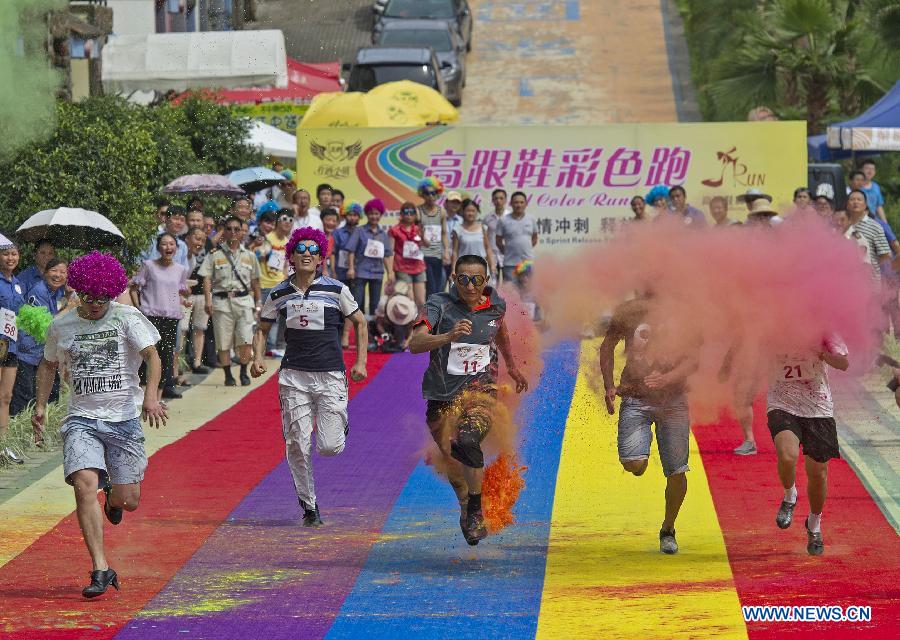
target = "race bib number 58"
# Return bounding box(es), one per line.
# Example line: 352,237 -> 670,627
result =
447,342 -> 490,376
286,300 -> 325,330
1,308 -> 17,341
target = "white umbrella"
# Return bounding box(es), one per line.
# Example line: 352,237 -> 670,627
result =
16,207 -> 125,249
0,233 -> 13,248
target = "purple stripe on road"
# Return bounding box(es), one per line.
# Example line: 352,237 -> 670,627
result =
114,354 -> 428,640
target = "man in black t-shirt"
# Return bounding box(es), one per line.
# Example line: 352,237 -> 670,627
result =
409,254 -> 527,545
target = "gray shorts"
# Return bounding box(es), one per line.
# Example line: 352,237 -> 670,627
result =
618,395 -> 690,477
396,271 -> 426,284
62,416 -> 148,486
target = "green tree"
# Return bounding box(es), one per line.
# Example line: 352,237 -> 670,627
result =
863,0 -> 900,48
0,95 -> 262,265
706,0 -> 888,132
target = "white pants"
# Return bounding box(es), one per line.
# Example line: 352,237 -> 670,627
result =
278,368 -> 348,507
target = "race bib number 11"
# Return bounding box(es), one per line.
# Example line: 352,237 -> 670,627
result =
447,342 -> 490,376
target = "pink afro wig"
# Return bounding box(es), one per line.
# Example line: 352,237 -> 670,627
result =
417,176 -> 444,196
364,198 -> 385,215
285,227 -> 328,258
68,251 -> 129,298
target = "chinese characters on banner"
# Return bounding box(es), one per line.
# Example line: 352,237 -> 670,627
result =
296,123 -> 807,254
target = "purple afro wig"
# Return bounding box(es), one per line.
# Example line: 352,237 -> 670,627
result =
285,227 -> 328,258
68,251 -> 129,298
364,198 -> 385,215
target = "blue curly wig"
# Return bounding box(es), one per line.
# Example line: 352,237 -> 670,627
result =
645,185 -> 670,206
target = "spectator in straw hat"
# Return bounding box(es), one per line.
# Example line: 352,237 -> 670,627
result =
375,281 -> 418,351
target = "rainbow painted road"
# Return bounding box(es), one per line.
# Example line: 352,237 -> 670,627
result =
0,344 -> 897,639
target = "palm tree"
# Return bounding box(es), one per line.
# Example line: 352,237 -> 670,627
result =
707,0 -> 886,132
863,0 -> 900,48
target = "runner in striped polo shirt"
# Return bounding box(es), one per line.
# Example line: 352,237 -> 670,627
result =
251,227 -> 368,527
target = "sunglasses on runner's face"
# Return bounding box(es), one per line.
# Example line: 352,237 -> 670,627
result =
293,243 -> 321,255
423,190 -> 437,196
455,274 -> 486,287
78,293 -> 111,305
401,208 -> 416,215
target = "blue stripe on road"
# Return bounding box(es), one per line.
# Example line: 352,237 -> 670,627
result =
565,1 -> 580,20
519,77 -> 533,97
323,342 -> 581,639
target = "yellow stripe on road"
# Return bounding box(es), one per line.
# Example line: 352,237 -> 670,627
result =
536,342 -> 747,639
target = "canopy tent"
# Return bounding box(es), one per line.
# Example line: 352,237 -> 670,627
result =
807,134 -> 861,162
101,30 -> 288,93
246,120 -> 297,159
826,81 -> 900,152
212,58 -> 342,104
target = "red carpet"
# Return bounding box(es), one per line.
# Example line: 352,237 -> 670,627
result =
694,400 -> 900,638
0,353 -> 390,639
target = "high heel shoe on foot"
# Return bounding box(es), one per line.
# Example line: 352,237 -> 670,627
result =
82,568 -> 119,598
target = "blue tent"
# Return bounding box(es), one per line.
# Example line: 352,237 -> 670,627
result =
823,81 -> 900,153
807,133 -> 858,162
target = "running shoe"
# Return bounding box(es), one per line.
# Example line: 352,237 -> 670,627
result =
776,500 -> 795,529
659,527 -> 678,554
805,517 -> 824,556
733,441 -> 757,456
2,447 -> 24,465
240,373 -> 251,386
82,568 -> 119,598
102,480 -> 123,526
301,501 -> 323,527
267,349 -> 285,358
463,508 -> 488,546
191,365 -> 210,374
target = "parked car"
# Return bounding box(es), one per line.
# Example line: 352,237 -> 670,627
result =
345,46 -> 449,101
374,0 -> 473,52
376,20 -> 465,105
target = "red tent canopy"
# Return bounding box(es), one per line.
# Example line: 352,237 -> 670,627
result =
181,58 -> 342,105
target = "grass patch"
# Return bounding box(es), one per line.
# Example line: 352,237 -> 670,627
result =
0,388 -> 69,469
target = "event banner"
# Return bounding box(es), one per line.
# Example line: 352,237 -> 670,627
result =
231,102 -> 309,133
296,122 -> 807,250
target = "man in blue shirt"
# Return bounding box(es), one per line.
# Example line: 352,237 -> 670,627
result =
17,240 -> 57,293
11,257 -> 67,416
251,227 -> 368,527
860,159 -> 887,222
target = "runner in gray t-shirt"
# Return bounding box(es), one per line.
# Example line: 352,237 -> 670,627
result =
409,254 -> 528,545
496,191 -> 538,285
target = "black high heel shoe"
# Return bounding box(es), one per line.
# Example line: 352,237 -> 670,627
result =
82,568 -> 119,598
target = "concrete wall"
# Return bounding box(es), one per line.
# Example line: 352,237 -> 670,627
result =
108,0 -> 155,36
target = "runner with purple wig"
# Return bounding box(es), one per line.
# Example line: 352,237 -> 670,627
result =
32,251 -> 168,599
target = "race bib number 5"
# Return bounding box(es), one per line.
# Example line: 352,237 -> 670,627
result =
286,300 -> 325,330
447,342 -> 490,376
1,308 -> 17,341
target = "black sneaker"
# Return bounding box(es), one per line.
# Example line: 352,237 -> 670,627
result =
805,517 -> 824,556
191,364 -> 210,374
776,500 -> 796,529
301,501 -> 323,527
659,527 -> 678,554
224,376 -> 237,387
161,387 -> 182,400
463,508 -> 487,546
102,481 -> 123,526
240,373 -> 251,386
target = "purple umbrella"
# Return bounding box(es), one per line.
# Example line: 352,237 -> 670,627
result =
162,174 -> 245,196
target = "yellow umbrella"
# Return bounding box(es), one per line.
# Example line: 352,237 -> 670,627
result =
299,92 -> 370,128
299,81 -> 458,128
364,80 -> 459,126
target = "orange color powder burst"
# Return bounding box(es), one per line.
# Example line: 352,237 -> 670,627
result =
482,453 -> 527,533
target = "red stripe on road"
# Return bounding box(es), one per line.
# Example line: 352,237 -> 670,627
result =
693,400 -> 900,638
0,353 -> 391,639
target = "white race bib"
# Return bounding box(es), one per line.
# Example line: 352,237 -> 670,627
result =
402,240 -> 424,261
337,250 -> 350,269
1,308 -> 18,341
267,249 -> 286,271
286,300 -> 325,331
364,239 -> 385,259
424,224 -> 441,244
447,342 -> 490,376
